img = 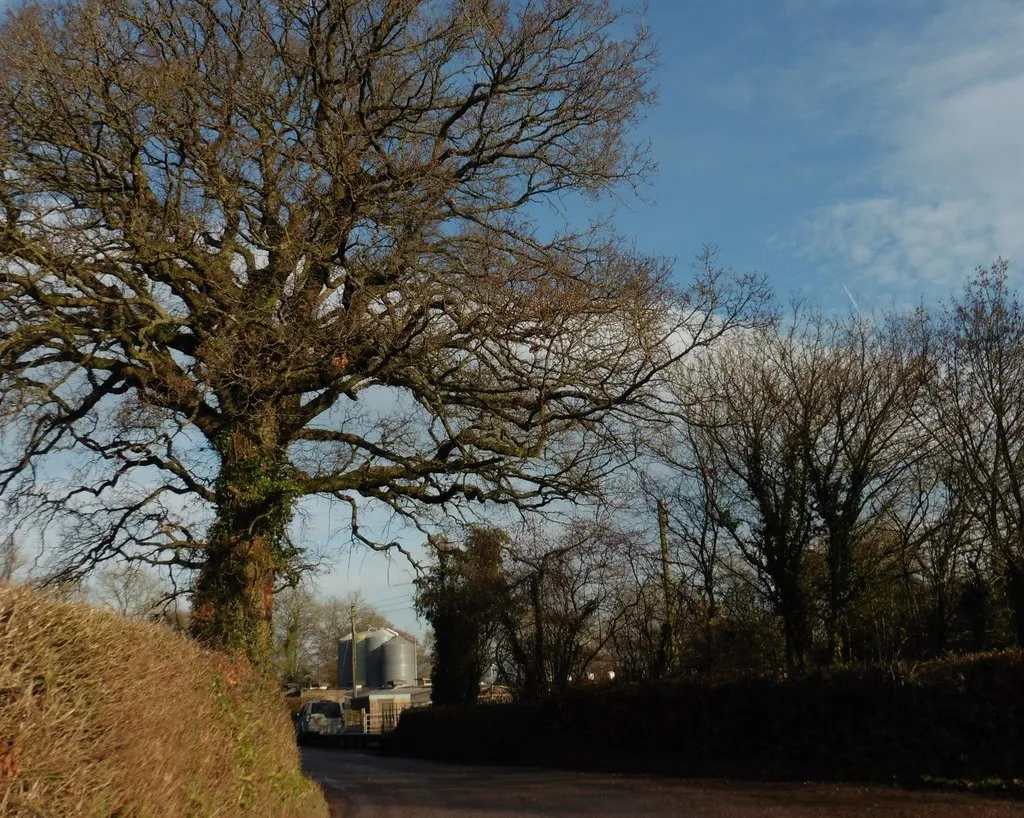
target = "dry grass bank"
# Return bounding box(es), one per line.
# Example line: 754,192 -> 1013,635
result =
0,585 -> 327,817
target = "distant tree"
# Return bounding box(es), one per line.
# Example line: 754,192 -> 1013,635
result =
650,424 -> 737,674
273,586 -> 320,686
785,314 -> 927,663
308,592 -> 395,686
0,535 -> 27,584
883,461 -> 977,658
273,589 -> 399,685
416,526 -> 506,705
926,262 -> 1024,645
607,573 -> 665,682
92,562 -> 171,618
682,327 -> 817,672
496,519 -> 625,700
416,630 -> 433,682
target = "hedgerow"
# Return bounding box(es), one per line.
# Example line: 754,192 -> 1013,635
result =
389,652 -> 1024,787
0,585 -> 327,817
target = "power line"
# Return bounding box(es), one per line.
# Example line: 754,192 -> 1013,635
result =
374,603 -> 416,615
364,592 -> 413,605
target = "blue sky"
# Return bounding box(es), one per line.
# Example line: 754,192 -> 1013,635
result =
623,0 -> 1024,307
5,0 -> 1021,634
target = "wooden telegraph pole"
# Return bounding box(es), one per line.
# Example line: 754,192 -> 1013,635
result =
349,603 -> 358,695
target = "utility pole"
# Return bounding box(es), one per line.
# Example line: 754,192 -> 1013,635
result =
349,602 -> 358,696
657,499 -> 675,673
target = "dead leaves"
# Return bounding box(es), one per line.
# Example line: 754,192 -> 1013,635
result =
0,744 -> 21,778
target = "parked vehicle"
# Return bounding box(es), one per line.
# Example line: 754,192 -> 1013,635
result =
295,699 -> 344,744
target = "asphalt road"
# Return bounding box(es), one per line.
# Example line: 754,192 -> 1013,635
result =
300,747 -> 1021,817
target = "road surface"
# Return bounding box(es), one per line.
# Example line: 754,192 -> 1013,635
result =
300,747 -> 1021,817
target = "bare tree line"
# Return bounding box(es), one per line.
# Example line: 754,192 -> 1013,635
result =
416,261 -> 1024,699
416,519 -> 631,703
624,261 -> 1024,676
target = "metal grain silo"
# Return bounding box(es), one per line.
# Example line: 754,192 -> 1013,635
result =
382,635 -> 417,688
364,629 -> 395,688
337,633 -> 369,688
337,637 -> 352,687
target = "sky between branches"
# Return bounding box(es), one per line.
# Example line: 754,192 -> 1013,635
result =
5,0 -> 1017,636
319,0 -> 1024,635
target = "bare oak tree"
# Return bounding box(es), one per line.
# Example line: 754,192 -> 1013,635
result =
684,328 -> 817,671
0,0 -> 765,663
785,314 -> 927,663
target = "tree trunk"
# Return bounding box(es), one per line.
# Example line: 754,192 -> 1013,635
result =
703,594 -> 717,674
927,593 -> 948,658
960,574 -> 989,652
1005,563 -> 1024,648
780,597 -> 809,674
190,426 -> 296,669
774,565 -> 810,673
825,529 -> 853,666
528,571 -> 547,700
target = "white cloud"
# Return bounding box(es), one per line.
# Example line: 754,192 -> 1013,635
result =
794,1 -> 1024,293
804,198 -> 996,290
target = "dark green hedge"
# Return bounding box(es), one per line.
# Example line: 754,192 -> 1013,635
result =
387,651 -> 1024,784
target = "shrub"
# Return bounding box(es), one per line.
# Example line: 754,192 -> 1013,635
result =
0,585 -> 328,817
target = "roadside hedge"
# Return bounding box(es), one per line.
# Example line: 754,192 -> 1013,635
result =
0,585 -> 328,817
388,652 -> 1024,785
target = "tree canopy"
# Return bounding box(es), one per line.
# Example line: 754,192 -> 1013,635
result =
0,0 -> 766,664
